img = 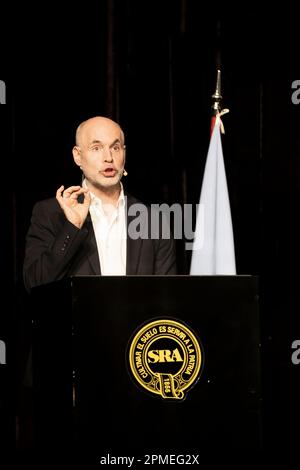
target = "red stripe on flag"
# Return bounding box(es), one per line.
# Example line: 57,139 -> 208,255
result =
210,116 -> 216,136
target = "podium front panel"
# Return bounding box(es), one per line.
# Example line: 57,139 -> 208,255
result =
32,275 -> 261,456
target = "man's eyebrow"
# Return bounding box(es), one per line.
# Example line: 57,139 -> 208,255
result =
89,139 -> 121,146
110,138 -> 121,146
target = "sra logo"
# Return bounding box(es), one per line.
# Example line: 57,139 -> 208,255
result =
128,319 -> 203,400
147,348 -> 184,363
291,80 -> 300,105
0,339 -> 6,365
0,80 -> 6,104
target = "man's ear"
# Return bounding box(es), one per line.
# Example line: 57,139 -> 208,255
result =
72,146 -> 82,167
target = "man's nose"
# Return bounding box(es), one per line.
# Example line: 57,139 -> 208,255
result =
104,147 -> 113,162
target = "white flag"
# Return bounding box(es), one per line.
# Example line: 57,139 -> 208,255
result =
190,119 -> 236,274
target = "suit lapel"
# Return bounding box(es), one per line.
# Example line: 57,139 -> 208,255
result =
84,214 -> 102,275
77,192 -> 101,274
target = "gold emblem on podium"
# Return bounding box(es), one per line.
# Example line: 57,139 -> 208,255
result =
128,319 -> 203,400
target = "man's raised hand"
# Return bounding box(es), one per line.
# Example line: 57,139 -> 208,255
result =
56,185 -> 91,229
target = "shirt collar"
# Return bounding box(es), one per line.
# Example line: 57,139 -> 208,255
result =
83,179 -> 125,209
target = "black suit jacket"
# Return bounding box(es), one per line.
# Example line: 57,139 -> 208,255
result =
23,193 -> 177,290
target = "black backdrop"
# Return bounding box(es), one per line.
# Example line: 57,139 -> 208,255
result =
1,1 -> 299,451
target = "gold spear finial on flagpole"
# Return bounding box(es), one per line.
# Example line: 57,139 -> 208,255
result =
211,69 -> 222,114
210,69 -> 229,134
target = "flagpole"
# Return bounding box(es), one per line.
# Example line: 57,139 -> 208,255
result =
210,69 -> 222,135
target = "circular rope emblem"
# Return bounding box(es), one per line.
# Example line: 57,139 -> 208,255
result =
128,319 -> 203,400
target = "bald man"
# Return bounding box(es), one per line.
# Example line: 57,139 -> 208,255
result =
23,117 -> 176,290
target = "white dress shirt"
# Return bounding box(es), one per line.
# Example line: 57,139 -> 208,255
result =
85,181 -> 127,275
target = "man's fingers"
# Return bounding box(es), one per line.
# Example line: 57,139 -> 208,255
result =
61,186 -> 81,198
71,188 -> 91,206
56,185 -> 90,211
56,185 -> 65,200
69,187 -> 88,199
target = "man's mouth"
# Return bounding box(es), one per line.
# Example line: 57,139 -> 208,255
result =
101,168 -> 117,177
